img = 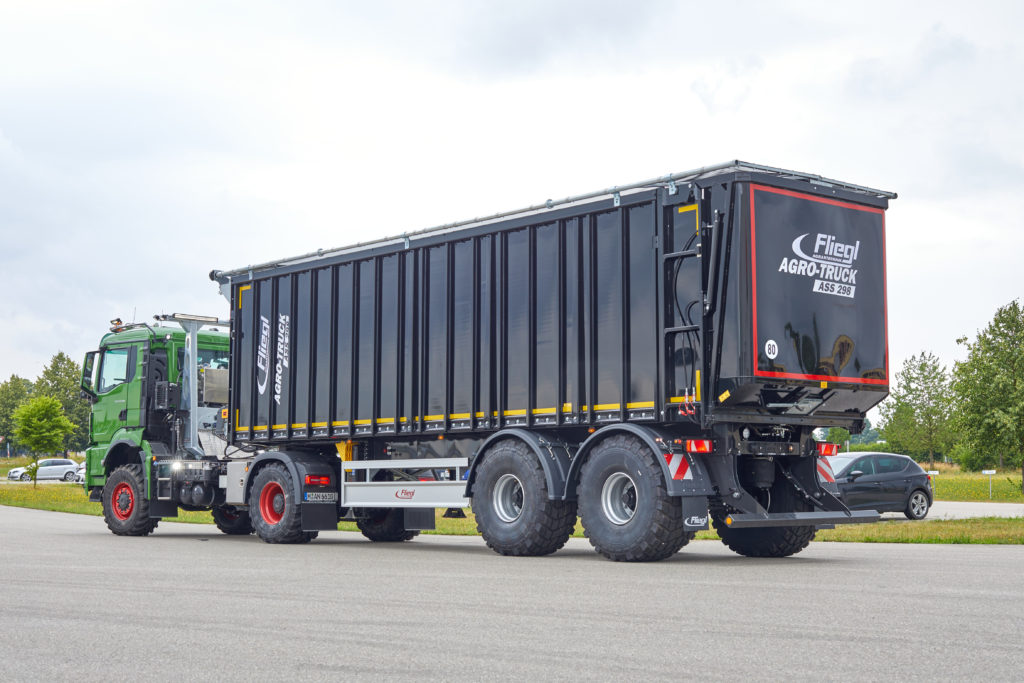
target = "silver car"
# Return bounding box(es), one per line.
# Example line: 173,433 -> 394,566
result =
7,458 -> 79,482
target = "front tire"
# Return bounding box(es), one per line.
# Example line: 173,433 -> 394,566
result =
578,435 -> 692,562
102,464 -> 159,536
250,464 -> 314,544
20,472 -> 30,481
905,489 -> 930,520
356,508 -> 419,542
63,471 -> 75,482
472,440 -> 577,556
212,505 -> 254,535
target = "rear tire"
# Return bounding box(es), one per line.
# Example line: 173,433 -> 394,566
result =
250,464 -> 315,544
102,464 -> 159,536
212,505 -> 254,535
904,489 -> 930,520
356,508 -> 419,542
713,479 -> 815,558
472,440 -> 577,556
578,435 -> 692,562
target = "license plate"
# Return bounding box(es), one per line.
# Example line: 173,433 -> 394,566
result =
303,491 -> 338,503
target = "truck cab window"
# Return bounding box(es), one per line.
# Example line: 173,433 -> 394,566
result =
97,347 -> 129,393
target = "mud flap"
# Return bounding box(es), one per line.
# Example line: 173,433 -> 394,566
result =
681,496 -> 709,531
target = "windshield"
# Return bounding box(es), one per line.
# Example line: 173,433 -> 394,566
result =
827,455 -> 857,475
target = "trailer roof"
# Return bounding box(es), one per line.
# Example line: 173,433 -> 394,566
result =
211,160 -> 896,284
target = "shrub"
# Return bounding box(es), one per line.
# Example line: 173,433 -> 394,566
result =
950,442 -> 995,472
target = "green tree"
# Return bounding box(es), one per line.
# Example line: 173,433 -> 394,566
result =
0,374 -> 33,455
34,351 -> 90,453
827,427 -> 851,448
13,396 -> 74,486
879,351 -> 952,467
952,300 -> 1024,483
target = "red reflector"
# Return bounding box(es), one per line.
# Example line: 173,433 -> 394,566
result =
816,442 -> 839,457
685,439 -> 713,454
304,475 -> 331,486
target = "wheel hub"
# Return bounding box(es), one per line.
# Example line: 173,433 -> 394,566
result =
601,472 -> 637,526
493,473 -> 524,523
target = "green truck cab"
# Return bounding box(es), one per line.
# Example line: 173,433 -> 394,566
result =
80,320 -> 229,503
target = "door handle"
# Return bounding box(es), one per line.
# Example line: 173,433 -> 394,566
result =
118,409 -> 127,421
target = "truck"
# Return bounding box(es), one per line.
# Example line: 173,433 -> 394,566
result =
80,161 -> 893,561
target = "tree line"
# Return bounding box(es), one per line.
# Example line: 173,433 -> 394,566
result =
877,299 -> 1024,473
0,352 -> 89,457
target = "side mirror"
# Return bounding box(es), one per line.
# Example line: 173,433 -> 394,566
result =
848,470 -> 864,481
81,351 -> 98,400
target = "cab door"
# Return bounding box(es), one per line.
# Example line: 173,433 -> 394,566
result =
91,345 -> 136,445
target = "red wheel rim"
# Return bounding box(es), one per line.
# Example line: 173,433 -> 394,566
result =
112,482 -> 134,521
259,481 -> 285,525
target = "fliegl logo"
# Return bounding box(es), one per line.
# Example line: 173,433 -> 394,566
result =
778,233 -> 861,299
255,315 -> 271,395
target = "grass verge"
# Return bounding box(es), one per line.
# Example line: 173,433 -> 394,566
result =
3,482 -> 1024,543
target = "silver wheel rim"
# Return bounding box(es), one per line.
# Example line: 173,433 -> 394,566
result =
601,472 -> 638,526
493,474 -> 524,523
911,492 -> 927,517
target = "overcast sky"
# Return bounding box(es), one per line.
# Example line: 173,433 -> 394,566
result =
1,1 -> 1022,398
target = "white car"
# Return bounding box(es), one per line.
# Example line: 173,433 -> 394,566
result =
74,461 -> 86,483
6,458 -> 79,482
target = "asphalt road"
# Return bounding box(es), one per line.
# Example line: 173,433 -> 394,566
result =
3,505 -> 1023,681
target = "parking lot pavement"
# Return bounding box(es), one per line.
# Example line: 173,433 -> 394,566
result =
878,499 -> 1024,520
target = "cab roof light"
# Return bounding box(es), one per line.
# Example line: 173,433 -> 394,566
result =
816,442 -> 840,457
685,439 -> 713,454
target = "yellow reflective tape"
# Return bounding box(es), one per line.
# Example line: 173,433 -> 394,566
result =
820,381 -> 828,389
424,414 -> 444,421
311,422 -> 327,428
235,409 -> 239,429
450,413 -> 470,419
376,418 -> 395,423
695,370 -> 701,402
238,284 -> 251,309
503,409 -> 527,416
253,426 -> 268,431
592,403 -> 620,411
562,403 -> 572,412
718,390 -> 731,403
237,426 -> 249,431
626,401 -> 654,409
272,424 -> 287,430
474,412 -> 485,418
399,417 -> 408,423
291,423 -> 307,429
353,419 -> 372,425
677,205 -> 698,213
331,420 -> 349,427
532,407 -> 557,415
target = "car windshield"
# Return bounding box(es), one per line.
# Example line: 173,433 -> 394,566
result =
827,455 -> 857,475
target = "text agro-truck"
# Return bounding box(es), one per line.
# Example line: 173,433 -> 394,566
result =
80,161 -> 892,561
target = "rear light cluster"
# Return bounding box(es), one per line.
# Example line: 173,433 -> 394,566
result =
304,475 -> 331,486
816,442 -> 840,457
685,439 -> 713,454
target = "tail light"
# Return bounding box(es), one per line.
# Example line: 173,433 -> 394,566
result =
685,439 -> 713,454
304,474 -> 331,486
816,442 -> 839,457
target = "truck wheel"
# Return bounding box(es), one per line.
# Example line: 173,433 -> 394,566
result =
577,435 -> 691,562
250,463 -> 313,544
102,464 -> 159,536
712,482 -> 815,558
472,439 -> 577,556
212,505 -> 254,535
356,508 -> 420,542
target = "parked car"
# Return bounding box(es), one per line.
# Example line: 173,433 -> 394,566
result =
827,452 -> 933,520
6,458 -> 79,482
74,461 -> 86,483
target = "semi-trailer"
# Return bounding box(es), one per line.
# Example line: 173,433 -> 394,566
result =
80,161 -> 892,560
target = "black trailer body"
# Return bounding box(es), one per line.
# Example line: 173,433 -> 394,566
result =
212,161 -> 894,560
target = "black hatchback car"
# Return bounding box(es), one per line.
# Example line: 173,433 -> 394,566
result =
823,452 -> 934,520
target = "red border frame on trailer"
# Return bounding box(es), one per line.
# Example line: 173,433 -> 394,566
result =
749,183 -> 889,386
